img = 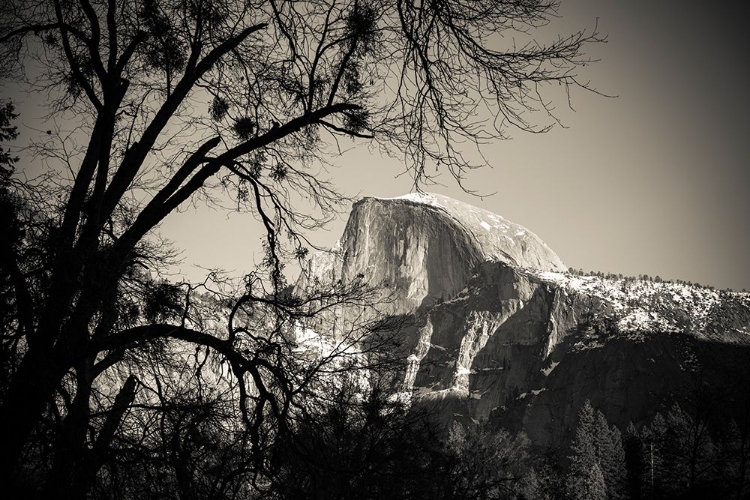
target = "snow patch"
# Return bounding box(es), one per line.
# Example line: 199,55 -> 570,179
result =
388,192 -> 442,207
541,361 -> 559,376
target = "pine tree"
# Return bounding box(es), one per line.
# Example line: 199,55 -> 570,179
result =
569,463 -> 607,500
567,401 -> 599,499
567,401 -> 624,500
720,419 -> 750,499
623,422 -> 646,500
641,413 -> 668,498
605,422 -> 627,499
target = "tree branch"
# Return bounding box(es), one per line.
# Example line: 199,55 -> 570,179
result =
0,242 -> 34,341
0,22 -> 84,45
53,0 -> 103,110
77,0 -> 107,83
100,22 -> 268,228
318,119 -> 374,139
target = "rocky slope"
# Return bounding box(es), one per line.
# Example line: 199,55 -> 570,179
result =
296,193 -> 750,453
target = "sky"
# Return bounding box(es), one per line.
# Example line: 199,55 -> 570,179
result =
160,0 -> 750,290
6,1 -> 749,290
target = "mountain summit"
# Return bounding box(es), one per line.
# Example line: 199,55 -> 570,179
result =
359,193 -> 566,272
336,193 -> 566,313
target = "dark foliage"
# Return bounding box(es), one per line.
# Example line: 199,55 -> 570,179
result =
268,387 -> 447,499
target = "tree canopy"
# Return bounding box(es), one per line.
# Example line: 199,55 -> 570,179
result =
0,0 -> 603,497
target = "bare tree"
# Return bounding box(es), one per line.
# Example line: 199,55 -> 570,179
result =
0,0 -> 603,496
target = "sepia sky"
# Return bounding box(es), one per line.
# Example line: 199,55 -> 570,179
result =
160,0 -> 750,290
7,1 -> 748,290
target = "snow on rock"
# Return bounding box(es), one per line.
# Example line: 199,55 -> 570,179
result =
533,270 -> 749,337
541,361 -> 559,376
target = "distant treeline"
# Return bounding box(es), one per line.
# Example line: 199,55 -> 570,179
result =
567,268 -> 747,293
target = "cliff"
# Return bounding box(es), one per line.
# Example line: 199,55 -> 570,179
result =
296,193 -> 750,453
336,193 -> 566,314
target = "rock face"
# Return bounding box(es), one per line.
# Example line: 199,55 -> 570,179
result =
337,194 -> 566,314
399,262 -> 750,451
297,193 -> 750,454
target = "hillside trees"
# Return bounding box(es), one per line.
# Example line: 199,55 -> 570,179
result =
268,383 -> 552,499
0,0 -> 603,495
267,383 -> 446,499
446,421 -> 546,499
623,382 -> 750,500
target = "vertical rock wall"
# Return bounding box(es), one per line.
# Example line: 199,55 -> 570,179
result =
339,198 -> 484,314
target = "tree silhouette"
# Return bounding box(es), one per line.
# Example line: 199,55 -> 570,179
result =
0,0 -> 603,496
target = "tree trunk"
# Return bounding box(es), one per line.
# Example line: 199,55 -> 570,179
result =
75,374 -> 139,499
42,359 -> 94,500
0,345 -> 65,478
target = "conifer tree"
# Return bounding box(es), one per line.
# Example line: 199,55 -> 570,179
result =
623,422 -> 646,500
594,411 -> 627,500
722,417 -> 750,499
568,461 -> 607,500
567,401 -> 597,498
641,413 -> 668,498
567,401 -> 607,499
567,401 -> 627,500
